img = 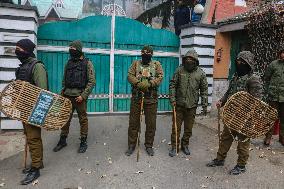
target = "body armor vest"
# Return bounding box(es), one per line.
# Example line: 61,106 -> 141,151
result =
133,61 -> 158,99
15,59 -> 39,84
136,61 -> 156,82
65,58 -> 88,89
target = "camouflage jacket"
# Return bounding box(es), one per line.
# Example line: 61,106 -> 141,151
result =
62,58 -> 96,100
220,72 -> 263,106
127,60 -> 163,103
169,66 -> 208,109
264,59 -> 284,102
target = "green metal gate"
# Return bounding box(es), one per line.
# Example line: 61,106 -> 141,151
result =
37,16 -> 180,113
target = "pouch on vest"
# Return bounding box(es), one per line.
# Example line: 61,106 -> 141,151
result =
65,58 -> 88,89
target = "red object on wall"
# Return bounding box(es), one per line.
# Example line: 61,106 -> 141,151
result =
273,119 -> 280,135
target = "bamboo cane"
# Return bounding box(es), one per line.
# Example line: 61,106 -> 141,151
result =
173,106 -> 178,155
217,107 -> 221,145
23,135 -> 28,169
136,93 -> 144,162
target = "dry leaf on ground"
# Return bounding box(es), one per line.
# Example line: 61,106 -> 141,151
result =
101,174 -> 107,178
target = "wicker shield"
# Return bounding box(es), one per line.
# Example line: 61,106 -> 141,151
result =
0,80 -> 72,131
222,91 -> 278,138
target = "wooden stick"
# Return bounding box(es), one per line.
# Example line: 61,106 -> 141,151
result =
23,135 -> 28,169
173,106 -> 178,155
136,93 -> 144,162
218,107 -> 221,145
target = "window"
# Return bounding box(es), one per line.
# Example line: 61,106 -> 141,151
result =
54,0 -> 64,8
235,0 -> 247,6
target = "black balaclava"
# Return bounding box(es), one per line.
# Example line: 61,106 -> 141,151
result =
141,45 -> 153,65
236,58 -> 251,77
15,39 -> 36,62
69,49 -> 82,60
69,40 -> 83,60
183,57 -> 197,72
141,54 -> 152,65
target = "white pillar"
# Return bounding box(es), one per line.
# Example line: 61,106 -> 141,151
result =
0,4 -> 38,130
109,2 -> 116,113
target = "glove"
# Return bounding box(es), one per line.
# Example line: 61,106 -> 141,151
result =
202,106 -> 207,116
216,100 -> 223,108
137,80 -> 150,92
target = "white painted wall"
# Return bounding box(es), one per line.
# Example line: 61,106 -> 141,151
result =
181,47 -> 215,57
0,4 -> 38,130
0,32 -> 35,43
180,26 -> 217,37
0,6 -> 38,22
181,37 -> 215,46
0,19 -> 37,32
0,58 -> 20,68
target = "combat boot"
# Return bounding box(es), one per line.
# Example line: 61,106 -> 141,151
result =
125,145 -> 135,156
181,145 -> 190,155
20,167 -> 40,185
53,135 -> 67,152
78,137 -> 88,153
229,165 -> 246,175
146,147 -> 154,156
169,148 -> 177,157
206,159 -> 225,167
22,163 -> 44,174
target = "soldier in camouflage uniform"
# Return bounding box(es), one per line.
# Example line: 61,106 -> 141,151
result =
14,39 -> 48,185
169,48 -> 208,157
263,48 -> 284,146
207,51 -> 263,175
53,40 -> 95,153
125,45 -> 164,156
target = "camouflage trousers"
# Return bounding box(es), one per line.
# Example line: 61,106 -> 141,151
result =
128,98 -> 158,148
61,96 -> 88,138
23,123 -> 43,169
265,101 -> 284,138
171,106 -> 197,148
216,126 -> 250,166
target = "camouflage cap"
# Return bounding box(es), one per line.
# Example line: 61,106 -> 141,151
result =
183,48 -> 198,61
237,51 -> 255,70
141,45 -> 153,54
70,40 -> 83,52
